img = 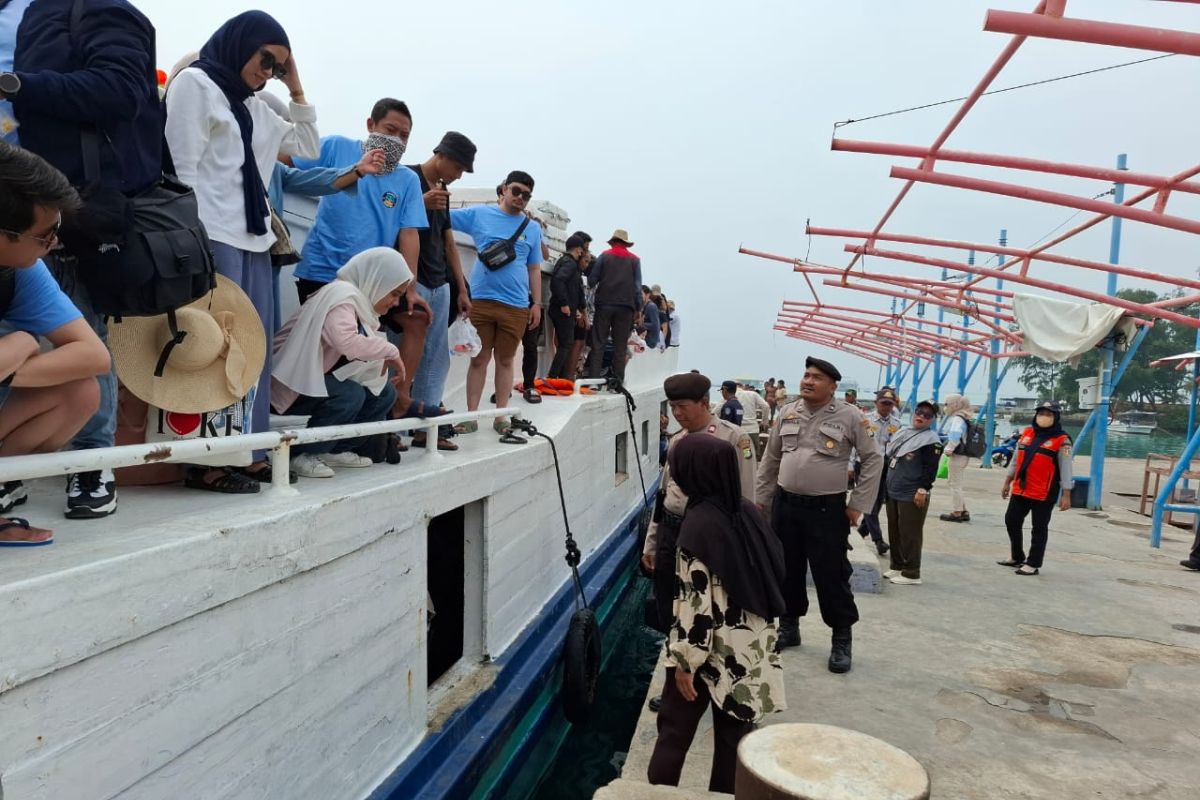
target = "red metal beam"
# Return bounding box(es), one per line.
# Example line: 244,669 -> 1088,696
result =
782,301 -> 995,339
984,9 -> 1200,56
778,312 -> 988,356
775,329 -> 897,367
806,226 -> 1200,291
817,279 -> 1021,336
842,0 -> 1048,273
848,245 -> 1200,329
890,166 -> 1200,235
832,139 -> 1200,196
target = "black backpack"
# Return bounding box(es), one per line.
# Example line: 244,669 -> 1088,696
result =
962,417 -> 988,458
59,0 -> 215,318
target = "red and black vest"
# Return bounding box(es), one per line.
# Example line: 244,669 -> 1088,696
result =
1011,428 -> 1069,501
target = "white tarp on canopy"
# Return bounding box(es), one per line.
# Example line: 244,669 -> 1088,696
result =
1013,293 -> 1135,363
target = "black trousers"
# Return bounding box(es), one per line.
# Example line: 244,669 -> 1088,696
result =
587,306 -> 635,384
770,490 -> 859,630
647,668 -> 754,794
1005,493 -> 1056,568
547,307 -> 576,379
653,518 -> 682,634
1190,522 -> 1200,563
521,312 -> 543,389
857,481 -> 886,544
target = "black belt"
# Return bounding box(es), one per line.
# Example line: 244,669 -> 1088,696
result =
662,510 -> 685,528
777,489 -> 846,508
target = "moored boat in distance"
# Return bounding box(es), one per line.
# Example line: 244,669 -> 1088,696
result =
1109,410 -> 1158,435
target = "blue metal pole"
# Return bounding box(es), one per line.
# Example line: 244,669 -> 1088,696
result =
1074,323 -> 1149,453
1152,424 -> 1200,548
958,251 -> 973,393
934,274 -> 945,404
1088,154 -> 1127,510
982,232 -> 1006,468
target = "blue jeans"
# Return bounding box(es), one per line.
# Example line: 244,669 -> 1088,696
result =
285,375 -> 396,456
45,254 -> 116,452
409,283 -> 451,408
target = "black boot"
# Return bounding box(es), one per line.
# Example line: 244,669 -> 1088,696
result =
648,695 -> 662,712
828,628 -> 852,674
776,616 -> 801,651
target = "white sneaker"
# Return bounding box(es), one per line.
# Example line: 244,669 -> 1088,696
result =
883,569 -> 901,579
319,452 -> 373,469
890,575 -> 923,585
292,453 -> 334,479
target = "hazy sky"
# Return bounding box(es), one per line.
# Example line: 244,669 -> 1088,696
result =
140,0 -> 1200,402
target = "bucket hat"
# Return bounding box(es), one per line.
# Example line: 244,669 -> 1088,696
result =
608,229 -> 634,246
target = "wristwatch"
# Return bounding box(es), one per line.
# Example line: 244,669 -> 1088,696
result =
0,72 -> 20,98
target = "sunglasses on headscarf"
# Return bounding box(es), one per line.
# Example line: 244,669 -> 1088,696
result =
258,48 -> 288,80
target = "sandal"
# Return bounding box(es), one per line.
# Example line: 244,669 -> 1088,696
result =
996,559 -> 1024,567
523,387 -> 542,404
184,466 -> 261,495
457,420 -> 479,434
499,432 -> 528,445
233,464 -> 298,484
0,517 -> 53,547
412,433 -> 459,451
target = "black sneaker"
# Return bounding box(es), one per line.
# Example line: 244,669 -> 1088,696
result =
0,480 -> 28,514
65,469 -> 118,519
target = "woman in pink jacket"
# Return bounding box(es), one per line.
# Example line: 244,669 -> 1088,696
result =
271,248 -> 410,478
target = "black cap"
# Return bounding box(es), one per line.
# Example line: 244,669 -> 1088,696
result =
665,373 -> 711,401
433,131 -> 476,172
721,380 -> 738,393
805,356 -> 842,382
916,399 -> 939,415
1036,400 -> 1061,413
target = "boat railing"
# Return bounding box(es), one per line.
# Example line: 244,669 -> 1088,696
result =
0,381 -> 613,495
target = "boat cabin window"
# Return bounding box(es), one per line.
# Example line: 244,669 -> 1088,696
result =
615,432 -> 628,484
427,501 -> 486,686
641,420 -> 650,457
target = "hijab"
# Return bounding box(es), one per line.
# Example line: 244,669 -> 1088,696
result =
272,248 -> 412,398
943,393 -> 972,419
670,435 -> 787,620
1014,403 -> 1070,489
193,11 -> 290,236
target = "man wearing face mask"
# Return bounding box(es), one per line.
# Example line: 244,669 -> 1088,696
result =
291,98 -> 429,318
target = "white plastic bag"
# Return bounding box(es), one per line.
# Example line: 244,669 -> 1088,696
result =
449,318 -> 482,358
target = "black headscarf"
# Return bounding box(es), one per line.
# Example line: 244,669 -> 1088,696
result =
1014,402 -> 1070,489
193,11 -> 290,236
670,435 -> 787,620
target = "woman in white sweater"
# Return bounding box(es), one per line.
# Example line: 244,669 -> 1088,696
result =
165,10 -> 319,492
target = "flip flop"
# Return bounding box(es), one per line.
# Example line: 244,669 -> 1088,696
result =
411,434 -> 459,452
499,432 -> 528,445
0,517 -> 53,547
457,421 -> 479,434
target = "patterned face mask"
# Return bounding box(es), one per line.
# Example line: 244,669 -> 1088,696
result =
362,132 -> 407,174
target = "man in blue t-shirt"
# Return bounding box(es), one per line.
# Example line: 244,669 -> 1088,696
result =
449,170 -> 543,430
0,143 -> 111,546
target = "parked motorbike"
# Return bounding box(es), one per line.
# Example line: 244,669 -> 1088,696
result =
991,431 -> 1020,467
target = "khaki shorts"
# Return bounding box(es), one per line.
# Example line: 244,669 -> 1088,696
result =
470,300 -> 528,360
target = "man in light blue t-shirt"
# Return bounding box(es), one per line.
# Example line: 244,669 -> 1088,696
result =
0,143 -> 111,545
291,98 -> 429,311
449,170 -> 543,429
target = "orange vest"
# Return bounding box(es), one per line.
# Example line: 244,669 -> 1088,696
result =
1011,428 -> 1069,501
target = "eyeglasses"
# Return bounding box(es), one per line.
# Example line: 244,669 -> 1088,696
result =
508,186 -> 532,200
259,49 -> 288,80
1,217 -> 61,250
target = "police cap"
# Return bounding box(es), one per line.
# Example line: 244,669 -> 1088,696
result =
876,387 -> 898,402
664,372 -> 711,401
805,356 -> 842,382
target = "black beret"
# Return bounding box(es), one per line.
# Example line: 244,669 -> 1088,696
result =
664,372 -> 711,401
805,356 -> 842,382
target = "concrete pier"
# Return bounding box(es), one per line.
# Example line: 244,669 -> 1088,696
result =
614,456 -> 1200,799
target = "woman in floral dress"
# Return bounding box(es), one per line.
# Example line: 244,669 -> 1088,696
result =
647,434 -> 788,793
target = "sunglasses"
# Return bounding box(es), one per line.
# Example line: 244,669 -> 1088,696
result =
915,410 -> 935,419
1,217 -> 61,250
259,49 -> 288,80
508,186 -> 532,200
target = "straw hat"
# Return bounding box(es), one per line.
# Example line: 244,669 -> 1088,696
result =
109,275 -> 266,413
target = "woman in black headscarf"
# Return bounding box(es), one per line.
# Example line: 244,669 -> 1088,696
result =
165,11 -> 320,491
647,435 -> 787,794
999,401 -> 1074,576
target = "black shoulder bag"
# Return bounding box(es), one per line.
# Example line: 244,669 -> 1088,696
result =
477,215 -> 530,271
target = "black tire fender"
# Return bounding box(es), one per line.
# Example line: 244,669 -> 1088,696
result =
561,608 -> 602,724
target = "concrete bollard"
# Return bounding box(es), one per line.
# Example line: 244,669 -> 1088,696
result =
735,724 -> 930,800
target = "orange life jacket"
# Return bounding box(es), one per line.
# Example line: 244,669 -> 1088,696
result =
1011,428 -> 1069,501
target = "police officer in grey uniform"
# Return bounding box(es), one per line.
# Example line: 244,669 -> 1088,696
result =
756,357 -> 882,673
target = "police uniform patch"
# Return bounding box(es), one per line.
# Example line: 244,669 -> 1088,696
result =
825,441 -> 835,449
